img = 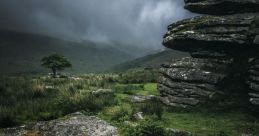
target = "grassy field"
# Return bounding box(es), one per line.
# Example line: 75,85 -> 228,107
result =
98,82 -> 259,136
0,70 -> 259,135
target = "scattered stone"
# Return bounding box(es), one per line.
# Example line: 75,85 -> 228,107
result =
91,89 -> 113,95
133,112 -> 144,120
130,95 -> 156,103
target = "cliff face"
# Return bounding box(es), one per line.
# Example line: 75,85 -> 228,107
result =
159,0 -> 259,109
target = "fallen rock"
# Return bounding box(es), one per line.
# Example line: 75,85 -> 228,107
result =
1,112 -> 118,136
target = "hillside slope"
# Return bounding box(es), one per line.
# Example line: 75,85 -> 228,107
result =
111,49 -> 188,72
0,30 -> 133,74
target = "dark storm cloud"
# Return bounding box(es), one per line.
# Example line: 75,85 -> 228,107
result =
0,0 -> 195,50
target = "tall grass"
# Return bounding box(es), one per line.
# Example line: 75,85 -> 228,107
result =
0,75 -> 118,128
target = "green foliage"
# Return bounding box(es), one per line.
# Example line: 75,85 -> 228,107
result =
113,84 -> 144,95
0,75 -> 118,128
0,108 -> 18,128
55,91 -> 117,114
0,71 -> 259,136
111,105 -> 132,122
138,98 -> 164,120
118,69 -> 159,83
113,83 -> 159,96
123,119 -> 167,136
41,54 -> 72,77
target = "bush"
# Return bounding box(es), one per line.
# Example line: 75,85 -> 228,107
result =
0,75 -> 118,128
55,91 -> 117,114
111,105 -> 132,122
216,131 -> 229,136
118,69 -> 159,84
123,119 -> 167,136
114,84 -> 143,95
0,112 -> 18,128
138,98 -> 164,119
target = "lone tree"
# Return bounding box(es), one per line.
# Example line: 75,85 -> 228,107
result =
41,54 -> 72,78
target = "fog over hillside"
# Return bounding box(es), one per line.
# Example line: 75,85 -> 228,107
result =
0,0 -> 195,55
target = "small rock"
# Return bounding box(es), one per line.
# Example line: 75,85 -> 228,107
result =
133,112 -> 144,120
92,89 -> 113,95
130,95 -> 156,103
254,35 -> 259,44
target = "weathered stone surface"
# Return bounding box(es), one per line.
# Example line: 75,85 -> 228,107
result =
92,89 -> 113,95
158,57 -> 229,108
133,112 -> 144,120
254,35 -> 259,44
163,13 -> 259,54
1,112 -> 118,136
250,98 -> 259,105
130,95 -> 156,103
160,0 -> 259,110
248,58 -> 259,106
184,0 -> 259,15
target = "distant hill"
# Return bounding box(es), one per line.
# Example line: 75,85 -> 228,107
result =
0,30 -> 133,74
110,49 -> 188,72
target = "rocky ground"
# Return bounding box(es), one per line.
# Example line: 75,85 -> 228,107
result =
1,112 -> 118,136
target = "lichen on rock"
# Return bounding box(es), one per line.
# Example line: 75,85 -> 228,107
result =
1,112 -> 118,136
184,0 -> 259,15
159,0 -> 259,109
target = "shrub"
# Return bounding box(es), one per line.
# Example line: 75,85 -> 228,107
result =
123,119 -> 166,136
118,69 -> 159,84
114,84 -> 143,95
55,91 -> 117,114
138,98 -> 164,119
216,131 -> 229,136
111,105 -> 132,122
0,108 -> 19,128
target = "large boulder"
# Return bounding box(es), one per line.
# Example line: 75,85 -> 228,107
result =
159,0 -> 259,109
158,57 -> 231,108
163,13 -> 259,55
184,0 -> 259,15
1,112 -> 118,136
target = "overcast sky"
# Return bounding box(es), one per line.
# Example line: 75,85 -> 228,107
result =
0,0 -> 195,51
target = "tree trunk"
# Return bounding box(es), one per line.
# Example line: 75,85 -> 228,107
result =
52,68 -> 57,78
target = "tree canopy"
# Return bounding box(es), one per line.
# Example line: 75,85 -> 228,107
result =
41,54 -> 72,78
